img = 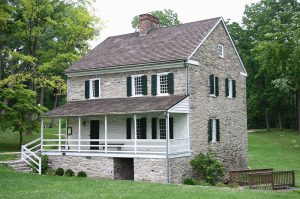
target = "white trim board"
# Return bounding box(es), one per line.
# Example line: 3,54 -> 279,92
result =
187,17 -> 248,77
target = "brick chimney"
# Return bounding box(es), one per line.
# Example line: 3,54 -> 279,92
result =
139,14 -> 159,36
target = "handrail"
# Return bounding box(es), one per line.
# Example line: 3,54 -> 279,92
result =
21,138 -> 42,175
24,137 -> 41,147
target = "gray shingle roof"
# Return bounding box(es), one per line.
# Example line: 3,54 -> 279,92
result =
42,95 -> 187,117
66,17 -> 221,73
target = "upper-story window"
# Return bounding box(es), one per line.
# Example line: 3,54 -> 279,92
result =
127,75 -> 147,97
225,78 -> 236,98
209,74 -> 219,97
217,44 -> 224,58
85,78 -> 100,99
208,118 -> 220,143
151,73 -> 174,96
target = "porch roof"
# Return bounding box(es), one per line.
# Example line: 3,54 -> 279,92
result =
42,95 -> 187,117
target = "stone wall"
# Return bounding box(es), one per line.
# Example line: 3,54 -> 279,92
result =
188,22 -> 248,173
134,158 -> 167,182
67,67 -> 186,101
48,155 -> 114,178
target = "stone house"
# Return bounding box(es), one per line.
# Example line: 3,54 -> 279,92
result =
24,14 -> 248,183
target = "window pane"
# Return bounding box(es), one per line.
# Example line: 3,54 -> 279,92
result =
136,119 -> 142,139
92,80 -> 96,97
159,119 -> 166,139
134,76 -> 143,95
159,75 -> 168,94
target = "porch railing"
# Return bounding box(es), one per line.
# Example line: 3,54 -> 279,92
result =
21,138 -> 42,174
42,138 -> 189,155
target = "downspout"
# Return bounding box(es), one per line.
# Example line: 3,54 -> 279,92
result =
165,111 -> 170,183
184,61 -> 189,96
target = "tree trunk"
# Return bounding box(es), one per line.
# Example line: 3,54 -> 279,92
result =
265,109 -> 270,131
278,111 -> 283,131
49,95 -> 59,128
297,91 -> 300,132
19,131 -> 23,150
39,87 -> 45,106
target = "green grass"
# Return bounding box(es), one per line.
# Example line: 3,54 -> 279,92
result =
248,129 -> 300,187
0,165 -> 299,199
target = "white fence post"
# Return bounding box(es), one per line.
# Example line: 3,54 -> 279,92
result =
134,114 -> 137,154
105,115 -> 108,153
78,117 -> 81,152
41,118 -> 44,152
59,117 -> 61,152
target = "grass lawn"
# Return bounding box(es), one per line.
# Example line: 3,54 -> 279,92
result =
0,165 -> 299,199
248,129 -> 300,187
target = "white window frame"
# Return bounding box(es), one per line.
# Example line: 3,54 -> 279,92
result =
157,72 -> 170,96
136,118 -> 142,139
218,44 -> 224,58
159,118 -> 167,139
227,79 -> 233,99
211,119 -> 217,143
89,78 -> 100,99
131,74 -> 144,97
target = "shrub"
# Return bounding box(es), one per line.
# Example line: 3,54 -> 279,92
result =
190,152 -> 225,185
215,182 -> 226,187
55,167 -> 64,176
228,182 -> 240,188
65,169 -> 74,177
77,171 -> 87,177
183,178 -> 198,185
30,155 -> 49,174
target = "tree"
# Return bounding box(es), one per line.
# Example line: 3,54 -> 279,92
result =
227,0 -> 300,131
0,84 -> 47,149
131,9 -> 181,30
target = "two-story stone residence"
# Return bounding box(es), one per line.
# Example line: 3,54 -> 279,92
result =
22,14 -> 248,183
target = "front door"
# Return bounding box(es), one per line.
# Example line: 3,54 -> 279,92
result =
90,120 -> 100,150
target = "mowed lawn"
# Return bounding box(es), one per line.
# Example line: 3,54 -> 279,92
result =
248,130 -> 300,187
0,165 -> 299,199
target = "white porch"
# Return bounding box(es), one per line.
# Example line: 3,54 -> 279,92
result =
41,112 -> 190,158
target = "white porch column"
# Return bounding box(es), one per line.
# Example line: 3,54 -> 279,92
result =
105,115 -> 108,153
186,113 -> 190,152
166,112 -> 170,183
40,118 -> 44,151
134,114 -> 137,154
78,117 -> 81,152
58,117 -> 61,152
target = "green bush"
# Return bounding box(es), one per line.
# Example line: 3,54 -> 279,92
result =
30,155 -> 49,174
55,168 -> 64,176
77,171 -> 87,177
190,152 -> 225,185
65,169 -> 74,177
183,178 -> 198,185
215,182 -> 226,187
228,182 -> 240,188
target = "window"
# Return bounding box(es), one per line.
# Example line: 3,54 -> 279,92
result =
159,119 -> 166,139
128,75 -> 147,97
136,119 -> 142,139
85,78 -> 100,99
217,44 -> 224,58
225,78 -> 236,98
208,119 -> 220,143
158,74 -> 168,94
209,74 -> 219,97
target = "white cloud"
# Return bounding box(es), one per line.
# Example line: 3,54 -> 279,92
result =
91,0 -> 260,47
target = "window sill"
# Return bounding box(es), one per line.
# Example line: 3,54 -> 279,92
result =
209,94 -> 216,98
210,141 -> 218,144
157,93 -> 170,96
88,97 -> 100,100
227,96 -> 233,99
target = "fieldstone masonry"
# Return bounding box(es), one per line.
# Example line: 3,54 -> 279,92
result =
51,20 -> 247,184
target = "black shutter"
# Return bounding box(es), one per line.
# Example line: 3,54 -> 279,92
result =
232,80 -> 236,98
141,118 -> 147,139
209,74 -> 215,95
142,75 -> 147,95
152,118 -> 157,139
95,80 -> 99,97
127,77 -> 132,97
208,119 -> 212,142
215,76 -> 219,96
169,117 -> 174,139
126,118 -> 131,139
225,78 -> 229,97
85,80 -> 89,99
167,73 -> 174,94
216,119 -> 220,142
151,75 -> 157,96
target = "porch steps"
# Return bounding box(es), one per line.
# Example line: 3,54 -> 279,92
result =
2,160 -> 32,173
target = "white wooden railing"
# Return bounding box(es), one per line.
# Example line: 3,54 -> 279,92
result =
41,138 -> 189,155
21,138 -> 42,174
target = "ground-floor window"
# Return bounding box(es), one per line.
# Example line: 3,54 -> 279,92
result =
159,119 -> 166,139
136,119 -> 142,139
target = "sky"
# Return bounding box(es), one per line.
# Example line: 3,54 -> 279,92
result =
91,0 -> 260,47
